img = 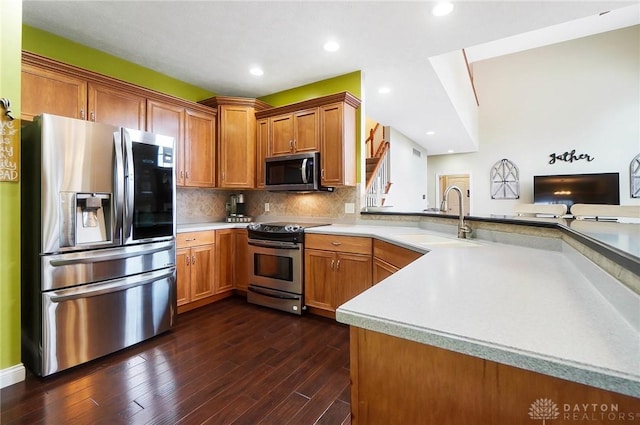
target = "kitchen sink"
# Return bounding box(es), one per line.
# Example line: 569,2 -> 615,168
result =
391,233 -> 481,247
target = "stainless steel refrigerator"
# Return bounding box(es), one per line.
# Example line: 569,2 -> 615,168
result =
21,114 -> 177,376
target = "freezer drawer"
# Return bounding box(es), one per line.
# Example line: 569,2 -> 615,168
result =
42,240 -> 175,291
39,267 -> 176,376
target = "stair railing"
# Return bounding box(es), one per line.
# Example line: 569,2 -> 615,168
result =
365,141 -> 391,207
365,123 -> 380,158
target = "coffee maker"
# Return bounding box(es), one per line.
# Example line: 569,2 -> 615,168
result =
226,193 -> 251,223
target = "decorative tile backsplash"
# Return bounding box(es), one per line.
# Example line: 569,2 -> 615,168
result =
176,188 -> 229,223
177,186 -> 361,223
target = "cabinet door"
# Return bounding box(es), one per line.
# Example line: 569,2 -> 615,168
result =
256,118 -> 269,188
293,108 -> 319,153
190,244 -> 215,301
304,249 -> 335,311
269,114 -> 294,156
147,100 -> 186,186
87,82 -> 146,129
21,63 -> 87,122
215,230 -> 235,294
218,106 -> 255,188
184,108 -> 216,187
334,253 -> 372,308
233,229 -> 249,291
176,247 -> 191,306
373,257 -> 399,285
320,102 -> 356,186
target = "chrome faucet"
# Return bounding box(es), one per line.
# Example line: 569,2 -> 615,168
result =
440,185 -> 472,239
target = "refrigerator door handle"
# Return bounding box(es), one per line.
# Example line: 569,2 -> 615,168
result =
48,243 -> 174,267
123,131 -> 135,241
113,130 -> 125,244
48,268 -> 175,302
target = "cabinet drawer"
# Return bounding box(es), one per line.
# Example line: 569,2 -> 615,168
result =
177,230 -> 215,248
373,239 -> 423,269
305,234 -> 371,255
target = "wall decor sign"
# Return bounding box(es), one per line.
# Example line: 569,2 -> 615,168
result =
0,98 -> 19,182
631,153 -> 640,198
490,158 -> 520,199
548,149 -> 594,165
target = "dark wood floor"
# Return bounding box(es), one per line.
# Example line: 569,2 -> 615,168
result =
1,297 -> 352,425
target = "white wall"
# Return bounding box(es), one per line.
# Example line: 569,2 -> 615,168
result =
384,127 -> 429,211
428,25 -> 640,216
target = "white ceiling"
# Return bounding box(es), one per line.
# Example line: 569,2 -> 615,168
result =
22,1 -> 639,155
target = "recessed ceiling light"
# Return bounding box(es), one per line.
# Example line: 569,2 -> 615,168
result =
426,131 -> 435,136
378,86 -> 391,94
323,40 -> 340,52
447,149 -> 455,154
249,66 -> 264,76
432,2 -> 454,17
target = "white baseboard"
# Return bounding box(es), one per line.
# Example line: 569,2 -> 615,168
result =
0,363 -> 26,389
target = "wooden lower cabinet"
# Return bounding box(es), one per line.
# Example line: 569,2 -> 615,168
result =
233,229 -> 249,292
304,234 -> 372,317
372,257 -> 398,284
176,231 -> 216,312
372,239 -> 423,284
350,327 -> 640,425
215,229 -> 235,294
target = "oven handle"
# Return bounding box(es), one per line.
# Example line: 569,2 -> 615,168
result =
248,286 -> 301,300
248,239 -> 300,250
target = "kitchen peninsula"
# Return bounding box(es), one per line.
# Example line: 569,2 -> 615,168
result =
324,214 -> 640,425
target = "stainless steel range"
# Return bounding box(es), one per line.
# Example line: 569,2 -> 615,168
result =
247,222 -> 328,315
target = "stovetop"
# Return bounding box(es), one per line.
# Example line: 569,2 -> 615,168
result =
247,222 -> 330,234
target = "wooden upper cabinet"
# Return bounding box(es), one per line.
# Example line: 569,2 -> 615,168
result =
146,99 -> 186,185
268,108 -> 319,156
88,82 -> 146,129
293,108 -> 320,153
218,105 -> 256,188
184,109 -> 216,188
256,118 -> 269,188
21,63 -> 87,121
269,114 -> 295,156
198,96 -> 271,189
320,101 -> 356,187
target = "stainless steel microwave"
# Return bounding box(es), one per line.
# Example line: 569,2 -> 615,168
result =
264,152 -> 333,192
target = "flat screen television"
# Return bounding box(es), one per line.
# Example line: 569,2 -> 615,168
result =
533,172 -> 620,214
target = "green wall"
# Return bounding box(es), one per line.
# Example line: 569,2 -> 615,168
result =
22,25 -> 215,102
259,71 -> 364,181
0,0 -> 23,371
259,71 -> 362,106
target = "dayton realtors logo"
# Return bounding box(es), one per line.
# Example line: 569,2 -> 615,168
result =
529,398 -> 560,424
529,398 -> 640,423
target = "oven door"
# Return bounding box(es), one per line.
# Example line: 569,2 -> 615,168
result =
248,239 -> 302,294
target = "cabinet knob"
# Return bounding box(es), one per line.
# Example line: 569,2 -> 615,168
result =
331,241 -> 342,246
80,109 -> 85,120
186,256 -> 190,265
185,171 -> 190,180
321,169 -> 325,178
330,259 -> 335,270
185,238 -> 196,242
90,111 -> 96,121
336,259 -> 341,270
191,255 -> 196,264
180,170 -> 185,180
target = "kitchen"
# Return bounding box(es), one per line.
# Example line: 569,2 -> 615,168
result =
2,1 -> 640,424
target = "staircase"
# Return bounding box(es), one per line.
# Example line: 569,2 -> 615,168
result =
365,125 -> 392,208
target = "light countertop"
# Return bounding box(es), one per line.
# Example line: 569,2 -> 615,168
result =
312,224 -> 640,399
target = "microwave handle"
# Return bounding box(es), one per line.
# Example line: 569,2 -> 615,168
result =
301,158 -> 309,184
